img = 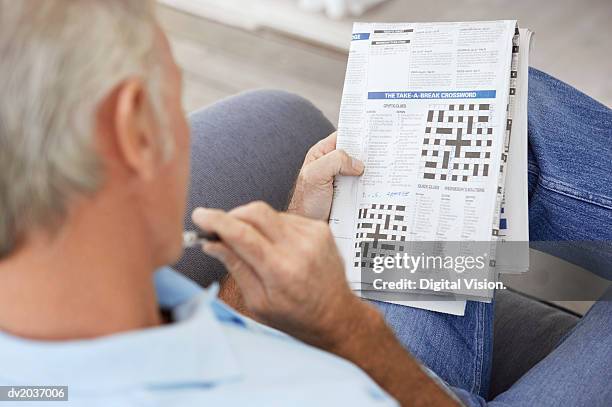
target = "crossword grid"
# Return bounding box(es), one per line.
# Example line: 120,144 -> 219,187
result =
421,103 -> 494,182
354,203 -> 410,269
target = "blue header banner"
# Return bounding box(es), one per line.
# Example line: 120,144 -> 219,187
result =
352,33 -> 371,41
368,90 -> 497,100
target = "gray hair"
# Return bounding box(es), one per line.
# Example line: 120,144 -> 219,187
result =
0,0 -> 167,258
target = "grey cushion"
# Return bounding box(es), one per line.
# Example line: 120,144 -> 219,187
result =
490,289 -> 579,399
174,90 -> 335,286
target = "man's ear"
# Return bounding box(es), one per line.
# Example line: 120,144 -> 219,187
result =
113,78 -> 161,180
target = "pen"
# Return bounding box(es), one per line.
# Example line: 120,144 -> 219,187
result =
183,230 -> 221,248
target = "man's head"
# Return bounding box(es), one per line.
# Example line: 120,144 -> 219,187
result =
0,0 -> 190,266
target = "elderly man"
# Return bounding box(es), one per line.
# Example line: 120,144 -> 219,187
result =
0,1 -> 610,406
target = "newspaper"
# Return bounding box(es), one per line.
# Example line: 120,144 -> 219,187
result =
330,21 -> 533,315
495,28 -> 533,274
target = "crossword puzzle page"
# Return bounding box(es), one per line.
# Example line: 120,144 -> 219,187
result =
330,21 -> 529,315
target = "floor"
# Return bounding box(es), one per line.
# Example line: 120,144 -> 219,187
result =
158,5 -> 348,123
157,2 -> 611,314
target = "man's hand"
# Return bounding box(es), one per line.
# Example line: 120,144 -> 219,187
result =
193,202 -> 367,348
288,132 -> 364,221
192,203 -> 460,407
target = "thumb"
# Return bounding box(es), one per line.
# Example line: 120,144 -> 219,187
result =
304,149 -> 365,184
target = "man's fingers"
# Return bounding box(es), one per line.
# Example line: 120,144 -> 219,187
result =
229,201 -> 283,242
192,208 -> 273,269
203,242 -> 263,296
304,149 -> 365,184
305,132 -> 337,162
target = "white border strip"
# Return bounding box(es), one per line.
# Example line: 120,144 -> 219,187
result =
158,0 -> 352,51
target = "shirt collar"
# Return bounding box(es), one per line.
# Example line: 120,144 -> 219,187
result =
0,267 -> 243,393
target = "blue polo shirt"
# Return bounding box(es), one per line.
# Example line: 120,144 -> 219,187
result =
0,267 -> 397,406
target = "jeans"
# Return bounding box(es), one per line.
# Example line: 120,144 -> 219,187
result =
176,68 -> 611,407
376,68 -> 612,406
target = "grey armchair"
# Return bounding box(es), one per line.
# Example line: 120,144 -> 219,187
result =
172,90 -> 582,400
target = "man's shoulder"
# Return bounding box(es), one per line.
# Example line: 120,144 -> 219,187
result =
205,299 -> 397,406
57,301 -> 397,407
0,268 -> 396,407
